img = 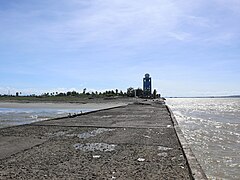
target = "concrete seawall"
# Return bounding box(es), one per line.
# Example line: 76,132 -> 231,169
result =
0,101 -> 207,179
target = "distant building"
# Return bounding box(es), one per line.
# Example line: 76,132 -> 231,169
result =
143,73 -> 152,97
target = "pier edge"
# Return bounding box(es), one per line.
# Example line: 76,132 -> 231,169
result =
166,105 -> 208,180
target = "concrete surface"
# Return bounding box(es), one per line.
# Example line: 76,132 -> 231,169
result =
0,101 -> 206,179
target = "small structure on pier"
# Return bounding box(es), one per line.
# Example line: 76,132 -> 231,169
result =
143,73 -> 152,97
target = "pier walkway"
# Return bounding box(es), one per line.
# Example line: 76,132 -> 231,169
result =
0,101 -> 206,179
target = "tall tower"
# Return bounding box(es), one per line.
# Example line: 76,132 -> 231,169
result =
143,73 -> 152,97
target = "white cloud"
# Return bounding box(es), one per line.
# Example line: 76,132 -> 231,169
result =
214,0 -> 240,13
46,0 -> 240,47
45,0 -> 183,46
167,32 -> 192,41
1,0 -> 239,48
184,15 -> 212,28
203,32 -> 235,44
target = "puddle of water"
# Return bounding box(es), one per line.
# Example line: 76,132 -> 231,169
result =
74,143 -> 116,152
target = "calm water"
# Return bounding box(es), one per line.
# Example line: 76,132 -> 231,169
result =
0,102 -> 101,129
0,108 -> 91,128
166,98 -> 240,180
0,102 -> 126,129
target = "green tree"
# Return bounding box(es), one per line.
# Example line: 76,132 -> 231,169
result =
136,88 -> 143,97
127,87 -> 135,97
153,89 -> 157,99
119,90 -> 123,96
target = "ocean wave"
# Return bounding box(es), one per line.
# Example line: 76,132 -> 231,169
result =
166,98 -> 240,179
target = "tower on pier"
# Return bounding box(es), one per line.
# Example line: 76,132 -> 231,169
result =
143,73 -> 152,97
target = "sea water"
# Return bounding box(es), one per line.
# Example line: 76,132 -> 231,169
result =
166,98 -> 240,180
0,102 -> 99,129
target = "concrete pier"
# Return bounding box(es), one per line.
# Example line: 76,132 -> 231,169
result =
0,101 -> 206,179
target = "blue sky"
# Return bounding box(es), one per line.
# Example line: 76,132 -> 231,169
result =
0,0 -> 240,96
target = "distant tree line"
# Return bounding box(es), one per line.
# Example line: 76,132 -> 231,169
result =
39,88 -> 128,98
0,87 -> 160,99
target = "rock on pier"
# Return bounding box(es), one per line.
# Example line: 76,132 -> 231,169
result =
0,101 -> 206,179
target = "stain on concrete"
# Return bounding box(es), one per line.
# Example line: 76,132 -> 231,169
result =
77,128 -> 115,139
158,146 -> 173,151
73,143 -> 117,152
